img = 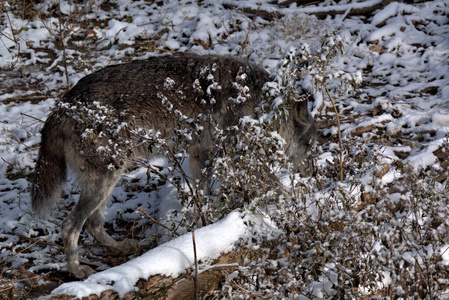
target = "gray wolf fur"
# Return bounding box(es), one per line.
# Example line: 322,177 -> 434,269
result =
31,53 -> 316,278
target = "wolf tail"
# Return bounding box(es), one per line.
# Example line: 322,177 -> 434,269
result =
31,112 -> 67,219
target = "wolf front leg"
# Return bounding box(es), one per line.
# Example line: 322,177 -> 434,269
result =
188,124 -> 215,194
62,169 -> 123,278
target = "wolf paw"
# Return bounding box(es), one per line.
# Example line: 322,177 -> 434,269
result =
68,263 -> 96,279
118,238 -> 139,254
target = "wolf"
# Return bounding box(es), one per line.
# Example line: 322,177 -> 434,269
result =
31,53 -> 316,278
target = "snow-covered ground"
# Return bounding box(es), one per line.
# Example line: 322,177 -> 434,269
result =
1,0 -> 449,298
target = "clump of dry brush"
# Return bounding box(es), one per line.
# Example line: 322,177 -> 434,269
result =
209,40 -> 449,299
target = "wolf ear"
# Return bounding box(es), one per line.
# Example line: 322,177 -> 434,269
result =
293,100 -> 312,124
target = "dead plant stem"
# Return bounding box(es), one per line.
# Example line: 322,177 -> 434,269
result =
324,81 -> 344,181
57,0 -> 70,91
20,113 -> 45,123
192,231 -> 199,300
137,207 -> 179,236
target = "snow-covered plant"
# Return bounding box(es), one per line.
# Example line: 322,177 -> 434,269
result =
32,0 -> 97,89
215,147 -> 449,299
221,9 -> 258,57
0,1 -> 26,64
204,116 -> 289,222
289,37 -> 362,181
57,100 -> 141,169
150,81 -> 292,229
257,46 -> 313,127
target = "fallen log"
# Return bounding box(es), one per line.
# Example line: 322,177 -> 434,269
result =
48,252 -> 242,300
224,0 -> 396,20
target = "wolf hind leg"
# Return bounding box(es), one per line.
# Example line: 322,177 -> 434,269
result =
62,168 -> 122,278
84,197 -> 121,248
84,198 -> 138,254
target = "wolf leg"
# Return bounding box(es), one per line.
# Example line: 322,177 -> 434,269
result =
84,196 -> 138,253
62,169 -> 122,278
84,195 -> 120,248
188,126 -> 214,194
